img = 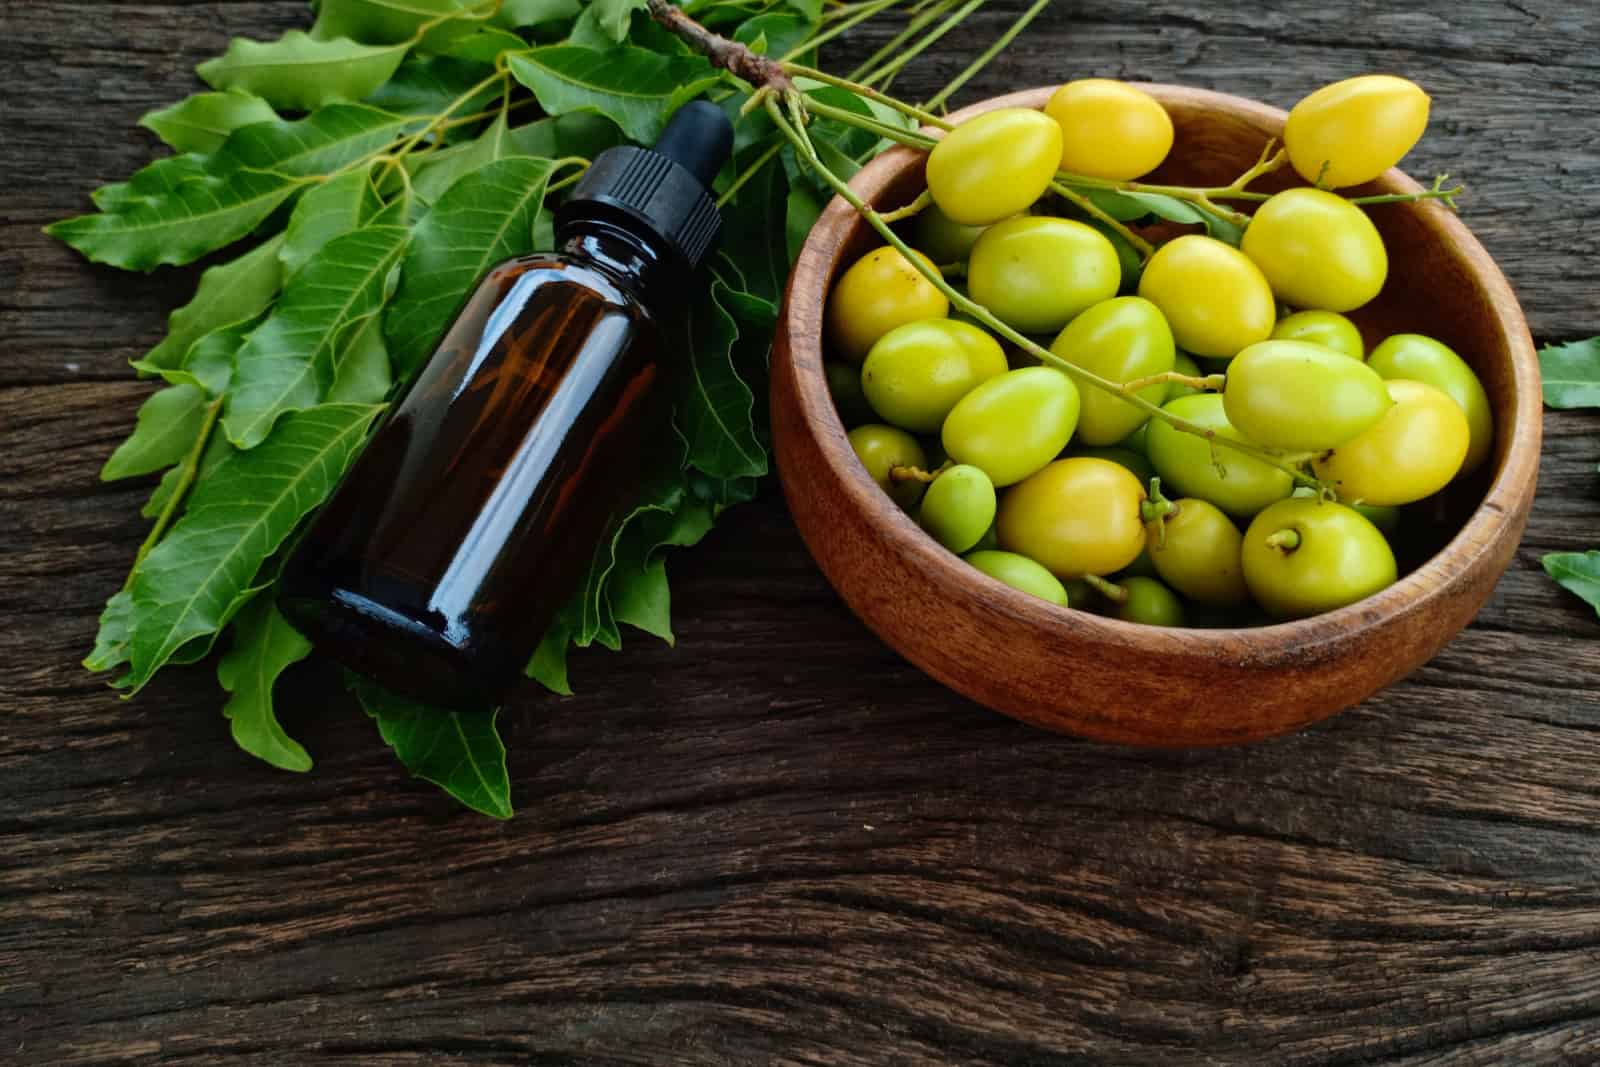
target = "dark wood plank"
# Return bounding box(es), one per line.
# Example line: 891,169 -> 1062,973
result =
4,1 -> 1600,1064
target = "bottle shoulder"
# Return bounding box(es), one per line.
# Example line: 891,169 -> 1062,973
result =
484,252 -> 657,325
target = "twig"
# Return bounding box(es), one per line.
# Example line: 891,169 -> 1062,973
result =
647,0 -> 794,92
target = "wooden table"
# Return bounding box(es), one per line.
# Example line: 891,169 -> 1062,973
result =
5,2 -> 1599,1063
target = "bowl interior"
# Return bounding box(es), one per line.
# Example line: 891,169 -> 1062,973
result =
815,85 -> 1536,590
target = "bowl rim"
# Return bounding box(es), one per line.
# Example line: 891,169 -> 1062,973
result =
779,83 -> 1542,660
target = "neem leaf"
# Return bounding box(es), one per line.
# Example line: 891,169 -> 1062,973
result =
507,46 -> 719,143
675,282 -> 766,479
184,318 -> 258,397
609,494 -> 717,644
101,384 -> 208,482
280,166 -> 385,278
386,156 -> 560,376
216,598 -> 315,772
327,313 -> 394,403
593,0 -> 648,40
114,403 -> 384,693
503,111 -> 624,161
366,55 -> 503,116
412,113 -> 511,202
734,12 -> 813,58
219,104 -> 420,179
351,676 -> 513,819
85,590 -> 137,674
495,0 -> 581,28
91,154 -> 214,213
312,0 -> 476,44
47,169 -> 309,272
1544,551 -> 1600,618
1540,338 -> 1600,409
137,236 -> 283,373
198,31 -> 411,113
139,91 -> 279,154
716,156 -> 788,308
785,181 -> 823,264
225,224 -> 410,448
141,432 -> 234,520
526,617 -> 575,695
433,26 -> 529,64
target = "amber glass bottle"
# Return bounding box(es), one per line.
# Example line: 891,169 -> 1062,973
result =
278,103 -> 734,711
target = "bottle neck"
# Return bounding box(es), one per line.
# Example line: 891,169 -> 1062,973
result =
556,217 -> 683,312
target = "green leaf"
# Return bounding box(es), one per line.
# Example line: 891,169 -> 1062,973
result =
386,156 -> 560,376
85,591 -> 137,674
48,170 -> 309,272
366,55 -> 502,116
312,0 -> 476,44
609,559 -> 672,641
412,113 -> 511,202
569,465 -> 689,648
675,282 -> 766,479
101,384 -> 208,481
327,313 -> 394,402
593,0 -> 648,40
141,432 -> 234,520
433,26 -> 529,64
507,46 -> 719,143
185,318 -> 258,397
280,167 -> 385,278
526,617 -> 575,695
1539,339 -> 1600,409
220,104 -> 420,178
216,599 -> 315,772
91,154 -> 215,213
111,403 -> 384,693
495,0 -> 581,28
139,91 -> 279,154
225,225 -> 410,448
784,0 -> 822,19
1544,551 -> 1600,618
503,111 -> 624,161
197,31 -> 410,112
352,676 -> 513,819
142,236 -> 286,370
785,182 -> 823,264
733,12 -> 813,59
609,494 -> 717,644
716,156 -> 788,308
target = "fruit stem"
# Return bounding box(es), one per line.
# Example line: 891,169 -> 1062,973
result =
889,462 -> 949,484
783,63 -> 954,130
1050,182 -> 1155,258
878,189 -> 933,222
1082,574 -> 1129,604
764,92 -> 1326,491
1349,173 -> 1465,209
1120,370 -> 1223,395
802,98 -> 939,149
1140,479 -> 1178,529
1265,528 -> 1301,553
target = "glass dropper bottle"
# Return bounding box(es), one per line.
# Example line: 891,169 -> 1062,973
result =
279,102 -> 735,711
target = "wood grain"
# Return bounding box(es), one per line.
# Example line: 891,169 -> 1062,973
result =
3,1 -> 1600,1064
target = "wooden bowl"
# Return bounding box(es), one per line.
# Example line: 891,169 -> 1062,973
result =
770,85 -> 1541,746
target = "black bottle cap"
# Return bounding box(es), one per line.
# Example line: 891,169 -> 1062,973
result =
556,101 -> 734,270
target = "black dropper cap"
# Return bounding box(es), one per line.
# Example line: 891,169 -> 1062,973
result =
556,101 -> 734,270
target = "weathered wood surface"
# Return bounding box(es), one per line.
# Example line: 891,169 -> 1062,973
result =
3,1 -> 1599,1063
